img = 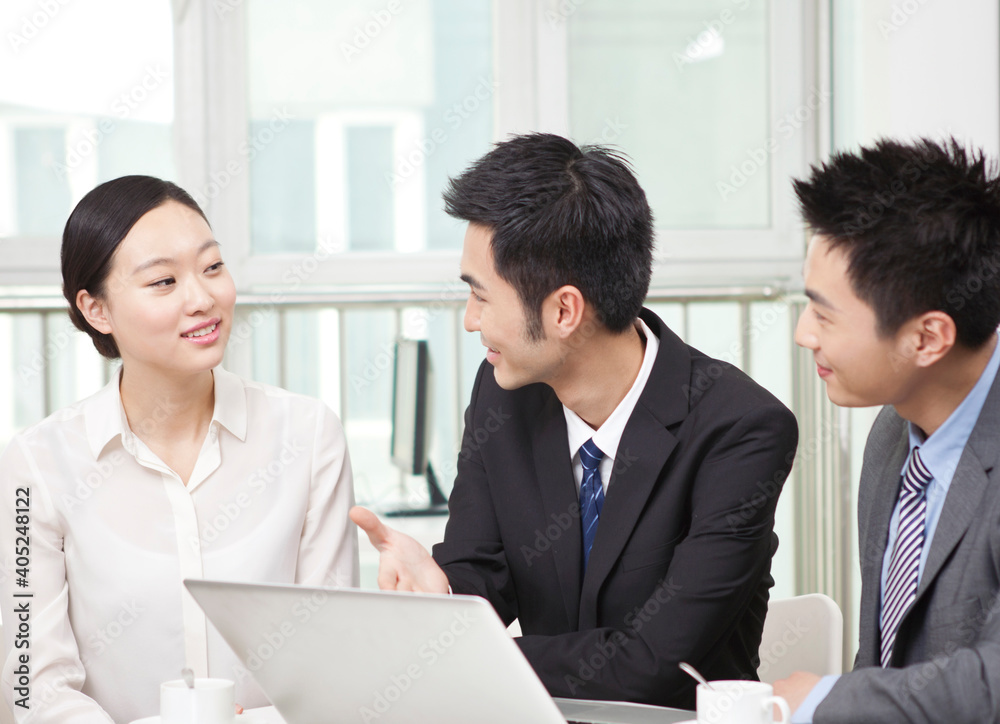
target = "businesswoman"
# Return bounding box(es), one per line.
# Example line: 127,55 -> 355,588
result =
0,176 -> 358,723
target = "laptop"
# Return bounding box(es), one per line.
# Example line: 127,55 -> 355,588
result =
184,579 -> 693,724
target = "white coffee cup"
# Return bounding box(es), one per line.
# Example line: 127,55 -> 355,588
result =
160,678 -> 235,724
696,680 -> 791,724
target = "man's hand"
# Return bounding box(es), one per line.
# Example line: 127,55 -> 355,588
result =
773,671 -> 821,714
350,506 -> 450,593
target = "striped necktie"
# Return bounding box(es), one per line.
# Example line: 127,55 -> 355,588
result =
579,438 -> 605,572
880,447 -> 933,667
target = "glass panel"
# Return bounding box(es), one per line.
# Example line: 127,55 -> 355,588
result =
0,315 -> 13,450
685,301 -> 743,369
0,0 -> 175,238
568,0 -> 770,229
342,309 -> 399,506
644,301 -> 686,340
748,299 -> 794,599
246,0 -> 493,254
281,309 -> 323,397
248,120 -> 317,254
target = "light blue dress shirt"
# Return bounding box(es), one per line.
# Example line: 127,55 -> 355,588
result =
792,335 -> 1000,723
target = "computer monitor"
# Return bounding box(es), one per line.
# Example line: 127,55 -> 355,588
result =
385,339 -> 448,517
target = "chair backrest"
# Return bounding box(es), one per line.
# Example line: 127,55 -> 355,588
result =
0,623 -> 14,724
757,593 -> 844,684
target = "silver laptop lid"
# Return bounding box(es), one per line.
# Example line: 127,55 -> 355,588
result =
184,579 -> 567,724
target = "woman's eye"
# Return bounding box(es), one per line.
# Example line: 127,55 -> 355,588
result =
206,261 -> 225,273
150,277 -> 175,288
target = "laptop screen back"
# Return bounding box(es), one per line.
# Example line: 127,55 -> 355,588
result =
184,579 -> 567,724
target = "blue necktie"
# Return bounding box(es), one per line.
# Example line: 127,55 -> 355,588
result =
880,447 -> 933,667
579,439 -> 605,571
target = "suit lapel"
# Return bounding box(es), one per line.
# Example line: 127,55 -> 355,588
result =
532,393 -> 584,630
579,310 -> 689,626
864,427 -> 909,584
913,371 -> 1000,603
580,407 -> 678,625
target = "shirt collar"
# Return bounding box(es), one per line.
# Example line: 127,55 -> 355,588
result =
84,365 -> 248,459
906,333 -> 1000,488
211,366 -> 248,442
564,316 -> 660,461
84,365 -> 129,459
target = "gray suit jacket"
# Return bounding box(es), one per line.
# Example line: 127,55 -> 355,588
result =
816,371 -> 1000,722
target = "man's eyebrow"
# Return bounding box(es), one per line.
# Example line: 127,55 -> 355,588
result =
460,273 -> 486,292
132,240 -> 220,275
805,288 -> 837,311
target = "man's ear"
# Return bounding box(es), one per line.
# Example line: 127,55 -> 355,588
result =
76,289 -> 113,335
543,285 -> 586,339
903,311 -> 956,368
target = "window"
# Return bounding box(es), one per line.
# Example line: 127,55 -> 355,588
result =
0,0 -> 175,284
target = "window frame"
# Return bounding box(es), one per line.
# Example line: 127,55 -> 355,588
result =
0,0 -> 823,291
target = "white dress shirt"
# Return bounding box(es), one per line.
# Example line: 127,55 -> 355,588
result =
563,317 -> 660,493
0,367 -> 358,724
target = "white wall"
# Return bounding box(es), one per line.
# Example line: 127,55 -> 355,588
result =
835,0 -> 999,154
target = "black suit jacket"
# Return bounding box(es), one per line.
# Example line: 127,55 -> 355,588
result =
432,308 -> 798,709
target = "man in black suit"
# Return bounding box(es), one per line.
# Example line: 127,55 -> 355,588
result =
352,133 -> 798,709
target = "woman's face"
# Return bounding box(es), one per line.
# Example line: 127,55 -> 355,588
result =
81,200 -> 236,378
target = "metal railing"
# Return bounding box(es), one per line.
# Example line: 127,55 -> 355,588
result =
0,285 -> 856,668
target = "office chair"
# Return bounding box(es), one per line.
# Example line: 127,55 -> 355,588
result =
757,593 -> 844,684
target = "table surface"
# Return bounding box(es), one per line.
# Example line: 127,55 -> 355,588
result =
234,698 -> 695,724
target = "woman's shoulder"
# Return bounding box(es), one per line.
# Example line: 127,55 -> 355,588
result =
5,377 -> 117,449
218,368 -> 340,427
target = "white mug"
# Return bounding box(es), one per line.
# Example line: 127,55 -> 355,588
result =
161,678 -> 235,724
696,680 -> 791,724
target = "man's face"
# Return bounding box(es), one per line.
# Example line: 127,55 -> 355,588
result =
794,235 -> 919,407
459,223 -> 560,390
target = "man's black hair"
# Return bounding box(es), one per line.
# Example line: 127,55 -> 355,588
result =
443,132 -> 654,340
794,137 -> 1000,349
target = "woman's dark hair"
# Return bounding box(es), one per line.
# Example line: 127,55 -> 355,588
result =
443,133 -> 654,339
794,137 -> 1000,349
61,175 -> 209,358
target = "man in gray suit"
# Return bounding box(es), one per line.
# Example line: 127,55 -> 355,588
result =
775,138 -> 1000,722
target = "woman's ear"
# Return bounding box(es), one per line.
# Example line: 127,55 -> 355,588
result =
76,289 -> 113,335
